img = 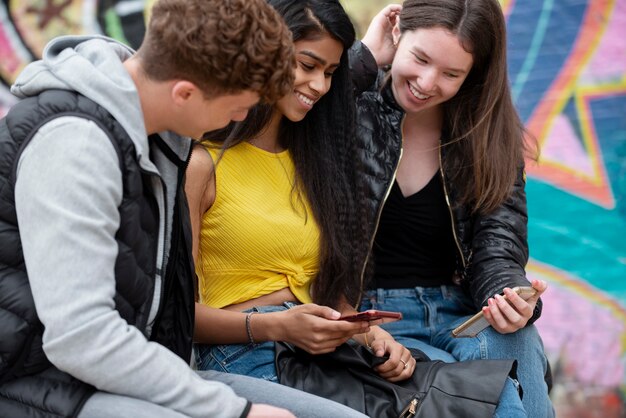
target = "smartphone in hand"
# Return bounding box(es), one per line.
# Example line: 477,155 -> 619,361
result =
340,310 -> 402,324
451,286 -> 537,338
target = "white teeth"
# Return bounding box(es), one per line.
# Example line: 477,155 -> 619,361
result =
296,92 -> 314,106
409,84 -> 430,100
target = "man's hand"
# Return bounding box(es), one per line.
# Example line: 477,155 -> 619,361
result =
248,404 -> 295,418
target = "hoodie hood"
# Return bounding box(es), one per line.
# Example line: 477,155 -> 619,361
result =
11,35 -> 161,173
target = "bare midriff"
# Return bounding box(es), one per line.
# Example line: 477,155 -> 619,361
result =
222,288 -> 299,312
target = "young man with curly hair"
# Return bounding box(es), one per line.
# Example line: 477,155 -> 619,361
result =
0,0 -> 369,417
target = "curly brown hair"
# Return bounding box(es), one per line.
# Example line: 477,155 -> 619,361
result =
137,0 -> 294,103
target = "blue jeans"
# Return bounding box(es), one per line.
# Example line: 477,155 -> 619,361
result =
195,304 -> 290,381
196,301 -> 527,417
78,370 -> 368,418
361,286 -> 554,418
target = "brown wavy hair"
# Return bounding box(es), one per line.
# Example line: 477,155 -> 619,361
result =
399,0 -> 539,214
137,0 -> 295,102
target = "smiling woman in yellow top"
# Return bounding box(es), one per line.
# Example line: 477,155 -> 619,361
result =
196,141 -> 320,309
185,0 -> 414,384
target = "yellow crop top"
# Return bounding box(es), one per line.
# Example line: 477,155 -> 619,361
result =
197,141 -> 321,308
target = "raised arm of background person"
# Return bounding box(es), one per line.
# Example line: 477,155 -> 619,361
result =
360,3 -> 402,67
15,118 -> 249,418
348,5 -> 400,96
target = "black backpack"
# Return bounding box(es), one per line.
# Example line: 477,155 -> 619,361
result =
275,340 -> 518,418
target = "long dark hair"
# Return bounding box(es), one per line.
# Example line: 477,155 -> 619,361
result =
203,0 -> 368,308
398,0 -> 538,213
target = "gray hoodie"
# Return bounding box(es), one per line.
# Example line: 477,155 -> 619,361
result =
12,35 -> 247,418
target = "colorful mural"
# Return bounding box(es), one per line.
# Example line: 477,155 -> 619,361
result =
0,0 -> 147,117
505,1 -> 626,416
1,0 -> 625,416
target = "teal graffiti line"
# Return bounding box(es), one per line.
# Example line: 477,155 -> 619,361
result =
531,218 -> 624,264
527,180 -> 626,298
512,0 -> 555,101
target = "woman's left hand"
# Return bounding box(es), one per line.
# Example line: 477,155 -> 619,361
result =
367,327 -> 415,382
483,279 -> 547,334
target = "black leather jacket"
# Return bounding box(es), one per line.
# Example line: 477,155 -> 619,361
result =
351,44 -> 541,321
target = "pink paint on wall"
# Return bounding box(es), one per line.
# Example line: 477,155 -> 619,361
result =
583,0 -> 626,79
536,284 -> 625,387
541,114 -> 595,177
0,26 -> 21,74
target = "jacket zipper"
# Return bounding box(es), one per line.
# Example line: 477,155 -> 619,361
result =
355,116 -> 405,308
148,174 -> 169,332
438,147 -> 467,270
398,397 -> 420,418
149,139 -> 194,333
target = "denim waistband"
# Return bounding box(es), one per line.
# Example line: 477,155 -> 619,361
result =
244,301 -> 298,314
363,285 -> 462,304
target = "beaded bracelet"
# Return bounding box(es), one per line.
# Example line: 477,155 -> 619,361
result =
245,312 -> 257,345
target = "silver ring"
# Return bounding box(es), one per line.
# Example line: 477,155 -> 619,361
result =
400,359 -> 409,369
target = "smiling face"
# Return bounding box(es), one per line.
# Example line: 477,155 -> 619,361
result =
175,86 -> 260,139
275,33 -> 344,122
390,26 -> 474,116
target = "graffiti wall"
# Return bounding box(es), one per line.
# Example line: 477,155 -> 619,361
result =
0,0 -> 149,117
1,0 -> 625,416
508,0 -> 626,416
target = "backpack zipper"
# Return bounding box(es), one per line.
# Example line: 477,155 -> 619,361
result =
398,397 -> 420,418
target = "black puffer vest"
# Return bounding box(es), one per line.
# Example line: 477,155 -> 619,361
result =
0,90 -> 195,417
355,74 -> 541,322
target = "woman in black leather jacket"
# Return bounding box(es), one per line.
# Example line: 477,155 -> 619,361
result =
352,1 -> 553,416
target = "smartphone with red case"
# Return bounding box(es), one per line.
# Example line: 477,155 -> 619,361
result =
340,310 -> 403,323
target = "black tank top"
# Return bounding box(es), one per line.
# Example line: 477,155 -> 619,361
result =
370,172 -> 457,289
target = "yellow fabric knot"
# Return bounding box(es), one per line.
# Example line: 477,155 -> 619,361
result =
286,267 -> 315,287
284,267 -> 315,304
